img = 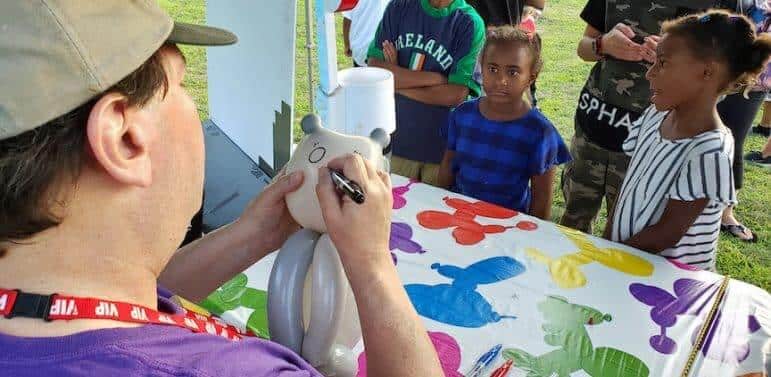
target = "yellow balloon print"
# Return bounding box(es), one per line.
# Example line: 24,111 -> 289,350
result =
527,226 -> 654,289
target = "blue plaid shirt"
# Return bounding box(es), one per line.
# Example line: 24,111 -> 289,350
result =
447,99 -> 571,212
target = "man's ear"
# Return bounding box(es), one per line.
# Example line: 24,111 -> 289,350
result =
86,93 -> 154,187
703,62 -> 715,81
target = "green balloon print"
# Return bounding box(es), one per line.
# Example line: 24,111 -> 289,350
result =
200,273 -> 270,338
503,296 -> 649,377
241,288 -> 269,338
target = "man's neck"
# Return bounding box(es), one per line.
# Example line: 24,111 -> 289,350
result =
0,210 -> 164,337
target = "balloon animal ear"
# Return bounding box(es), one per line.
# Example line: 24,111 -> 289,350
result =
369,128 -> 390,150
301,114 -> 323,135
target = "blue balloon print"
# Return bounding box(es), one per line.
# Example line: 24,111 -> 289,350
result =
405,256 -> 524,328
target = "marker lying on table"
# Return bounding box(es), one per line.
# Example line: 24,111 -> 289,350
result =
466,344 -> 502,377
489,359 -> 513,377
330,169 -> 365,204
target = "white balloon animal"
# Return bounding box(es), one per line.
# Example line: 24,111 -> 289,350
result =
268,114 -> 390,376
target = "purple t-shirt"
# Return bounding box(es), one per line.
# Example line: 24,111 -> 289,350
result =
0,288 -> 322,377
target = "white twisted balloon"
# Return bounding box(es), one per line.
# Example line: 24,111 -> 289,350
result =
267,114 -> 388,376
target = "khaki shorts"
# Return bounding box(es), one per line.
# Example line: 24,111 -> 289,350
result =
559,126 -> 631,234
390,156 -> 441,187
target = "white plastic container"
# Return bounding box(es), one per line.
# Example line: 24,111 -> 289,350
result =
326,67 -> 396,138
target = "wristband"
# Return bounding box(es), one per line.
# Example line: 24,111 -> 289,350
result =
594,35 -> 605,60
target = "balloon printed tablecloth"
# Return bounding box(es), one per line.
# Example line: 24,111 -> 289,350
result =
202,175 -> 771,377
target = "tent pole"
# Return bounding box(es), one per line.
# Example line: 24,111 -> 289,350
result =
305,0 -> 314,112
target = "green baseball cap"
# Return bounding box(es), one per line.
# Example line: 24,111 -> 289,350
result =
0,0 -> 237,141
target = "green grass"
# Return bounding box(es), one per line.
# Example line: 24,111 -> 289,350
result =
162,0 -> 770,291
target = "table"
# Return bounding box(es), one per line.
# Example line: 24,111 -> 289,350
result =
203,175 -> 771,377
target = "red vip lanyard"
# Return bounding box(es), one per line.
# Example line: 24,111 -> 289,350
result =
0,289 -> 253,341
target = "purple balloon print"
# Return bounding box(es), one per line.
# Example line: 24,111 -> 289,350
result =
630,278 -> 718,354
694,312 -> 761,364
389,222 -> 426,264
630,278 -> 761,364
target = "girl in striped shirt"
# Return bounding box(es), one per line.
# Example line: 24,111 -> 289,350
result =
607,10 -> 771,270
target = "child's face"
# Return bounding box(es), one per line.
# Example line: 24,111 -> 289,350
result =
481,42 -> 536,105
645,34 -> 717,111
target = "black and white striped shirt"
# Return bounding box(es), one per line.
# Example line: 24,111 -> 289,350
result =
612,106 -> 736,270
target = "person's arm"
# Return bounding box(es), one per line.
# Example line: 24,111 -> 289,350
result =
444,11 -> 485,97
365,1 -> 445,89
158,171 -> 304,302
526,123 -> 569,221
525,0 -> 545,10
317,155 -> 443,377
398,84 -> 469,107
622,198 -> 709,252
576,0 -> 605,61
438,112 -> 459,189
576,0 -> 646,62
343,16 -> 352,58
437,150 -> 456,189
368,58 -> 448,89
624,149 -> 736,252
578,23 -> 647,62
577,24 -> 604,62
529,167 -> 556,220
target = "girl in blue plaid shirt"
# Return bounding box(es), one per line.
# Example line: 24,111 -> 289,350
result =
438,26 -> 570,219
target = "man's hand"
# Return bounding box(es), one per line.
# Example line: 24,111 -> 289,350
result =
159,170 -> 304,301
235,170 -> 304,255
316,155 -> 443,377
641,35 -> 660,64
602,23 -> 644,62
316,154 -> 392,275
383,40 -> 398,64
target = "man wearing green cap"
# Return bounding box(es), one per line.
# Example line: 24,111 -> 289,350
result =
0,2 -> 443,376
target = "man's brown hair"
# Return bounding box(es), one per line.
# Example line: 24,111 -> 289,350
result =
0,49 -> 169,245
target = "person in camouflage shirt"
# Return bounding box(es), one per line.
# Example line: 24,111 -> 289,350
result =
560,0 -> 723,234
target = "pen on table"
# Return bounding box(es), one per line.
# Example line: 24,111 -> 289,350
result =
489,359 -> 513,377
465,344 -> 502,377
329,169 -> 365,204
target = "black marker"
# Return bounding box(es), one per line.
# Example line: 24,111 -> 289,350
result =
330,170 -> 365,204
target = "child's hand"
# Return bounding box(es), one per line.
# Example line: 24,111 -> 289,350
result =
602,23 -> 644,62
383,40 -> 398,64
